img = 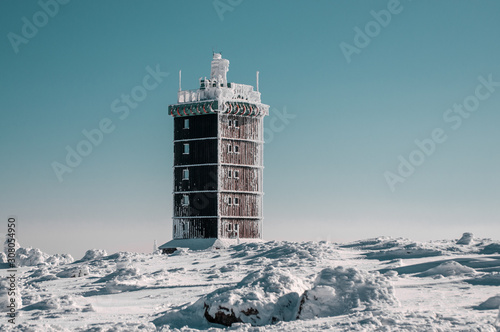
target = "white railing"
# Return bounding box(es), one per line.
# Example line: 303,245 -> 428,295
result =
177,83 -> 262,104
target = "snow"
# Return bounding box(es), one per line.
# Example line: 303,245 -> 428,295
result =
297,267 -> 398,319
10,244 -> 74,267
416,261 -> 476,278
2,236 -> 500,331
457,232 -> 474,245
79,249 -> 107,261
154,266 -> 307,327
475,295 -> 500,310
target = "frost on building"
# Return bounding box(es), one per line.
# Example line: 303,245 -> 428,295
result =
159,53 -> 269,254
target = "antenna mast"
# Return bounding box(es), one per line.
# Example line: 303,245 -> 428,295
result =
256,71 -> 259,92
178,70 -> 182,91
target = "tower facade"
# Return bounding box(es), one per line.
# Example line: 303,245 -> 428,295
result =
159,54 -> 269,253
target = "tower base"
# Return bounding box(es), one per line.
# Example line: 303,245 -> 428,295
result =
158,238 -> 263,254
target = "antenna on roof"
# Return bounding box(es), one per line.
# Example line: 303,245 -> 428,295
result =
256,71 -> 260,92
178,70 -> 181,92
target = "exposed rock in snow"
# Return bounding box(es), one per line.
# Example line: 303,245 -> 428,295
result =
297,267 -> 398,319
416,261 -> 476,278
201,266 -> 306,326
457,232 -> 474,245
0,252 -> 6,264
154,266 -> 307,328
155,265 -> 398,328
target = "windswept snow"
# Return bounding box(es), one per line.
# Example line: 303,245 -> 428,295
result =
297,267 -> 398,319
1,235 -> 500,331
475,295 -> 500,310
79,249 -> 108,262
457,232 -> 474,245
416,261 -> 476,278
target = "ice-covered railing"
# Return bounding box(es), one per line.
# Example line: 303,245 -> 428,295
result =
177,83 -> 261,104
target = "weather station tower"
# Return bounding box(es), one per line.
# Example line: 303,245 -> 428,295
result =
159,53 -> 269,254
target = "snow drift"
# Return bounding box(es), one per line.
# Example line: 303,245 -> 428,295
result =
79,249 -> 107,261
15,247 -> 73,267
474,295 -> 500,310
297,266 -> 398,319
416,261 -> 476,278
457,232 -> 474,245
154,265 -> 398,328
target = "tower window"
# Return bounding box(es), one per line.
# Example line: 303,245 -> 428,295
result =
227,144 -> 232,153
234,145 -> 239,154
234,170 -> 239,178
228,170 -> 232,178
234,197 -> 239,205
228,197 -> 232,205
234,120 -> 239,128
181,195 -> 189,206
228,120 -> 232,127
182,168 -> 189,180
183,143 -> 190,154
183,118 -> 189,129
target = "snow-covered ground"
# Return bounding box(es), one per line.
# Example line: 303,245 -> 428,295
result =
1,234 -> 500,331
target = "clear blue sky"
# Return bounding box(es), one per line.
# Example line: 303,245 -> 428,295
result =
1,0 -> 499,258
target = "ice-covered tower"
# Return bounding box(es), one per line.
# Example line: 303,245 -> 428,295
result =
159,53 -> 269,253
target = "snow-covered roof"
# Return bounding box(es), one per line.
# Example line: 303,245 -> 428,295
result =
169,54 -> 269,117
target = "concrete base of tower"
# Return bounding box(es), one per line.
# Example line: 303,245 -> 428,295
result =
158,238 -> 263,254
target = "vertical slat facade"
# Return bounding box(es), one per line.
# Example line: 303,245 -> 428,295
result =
219,167 -> 262,192
218,114 -> 264,239
172,109 -> 264,241
173,218 -> 218,239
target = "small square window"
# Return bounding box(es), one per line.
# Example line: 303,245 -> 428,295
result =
228,197 -> 232,205
184,118 -> 189,129
228,170 -> 232,178
234,145 -> 239,154
182,169 -> 189,180
183,143 -> 190,154
227,144 -> 232,153
181,195 -> 189,206
234,170 -> 239,178
234,197 -> 239,205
